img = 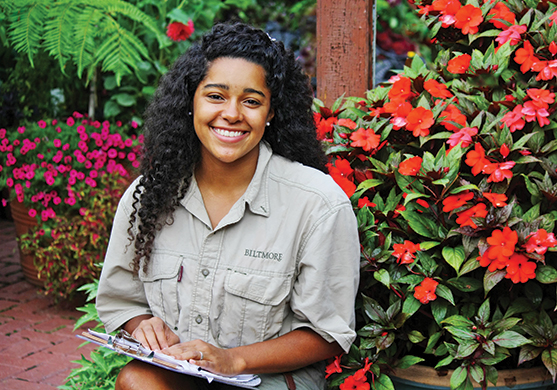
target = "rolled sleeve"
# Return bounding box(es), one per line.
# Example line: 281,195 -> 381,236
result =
96,181 -> 151,334
289,202 -> 360,353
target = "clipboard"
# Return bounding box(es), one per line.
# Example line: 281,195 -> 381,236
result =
78,329 -> 261,388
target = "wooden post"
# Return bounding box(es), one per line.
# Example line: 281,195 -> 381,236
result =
316,0 -> 375,107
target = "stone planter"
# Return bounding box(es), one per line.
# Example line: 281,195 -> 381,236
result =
9,200 -> 43,287
391,364 -> 556,390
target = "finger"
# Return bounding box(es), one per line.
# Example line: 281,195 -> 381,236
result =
151,321 -> 170,350
140,325 -> 163,351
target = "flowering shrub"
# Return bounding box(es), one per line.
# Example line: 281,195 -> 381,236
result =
317,0 -> 557,389
19,173 -> 127,300
0,113 -> 142,298
0,113 -> 142,228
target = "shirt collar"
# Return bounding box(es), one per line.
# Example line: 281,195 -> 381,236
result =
181,142 -> 272,227
243,141 -> 272,217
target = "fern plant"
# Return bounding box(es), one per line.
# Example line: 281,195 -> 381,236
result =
4,0 -> 167,85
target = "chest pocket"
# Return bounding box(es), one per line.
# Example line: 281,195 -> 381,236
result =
216,269 -> 291,348
139,254 -> 182,330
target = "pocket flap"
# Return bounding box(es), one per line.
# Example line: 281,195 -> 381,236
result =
139,253 -> 182,282
225,270 -> 291,306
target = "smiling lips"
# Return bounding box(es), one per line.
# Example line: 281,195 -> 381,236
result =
212,127 -> 247,139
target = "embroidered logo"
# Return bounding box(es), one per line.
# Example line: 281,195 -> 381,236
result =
244,249 -> 283,262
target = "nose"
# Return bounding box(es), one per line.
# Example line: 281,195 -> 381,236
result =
221,101 -> 242,123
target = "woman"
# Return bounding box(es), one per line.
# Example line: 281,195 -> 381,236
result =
96,22 -> 360,390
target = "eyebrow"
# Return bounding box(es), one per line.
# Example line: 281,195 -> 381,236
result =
202,83 -> 267,98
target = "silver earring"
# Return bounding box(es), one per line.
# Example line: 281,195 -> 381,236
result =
188,112 -> 192,116
266,122 -> 271,127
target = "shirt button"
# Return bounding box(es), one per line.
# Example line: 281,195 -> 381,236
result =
195,315 -> 203,324
201,269 -> 210,277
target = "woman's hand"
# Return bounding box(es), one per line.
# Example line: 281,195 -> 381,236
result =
161,339 -> 246,377
126,316 -> 180,351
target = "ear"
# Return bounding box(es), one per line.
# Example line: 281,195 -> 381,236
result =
267,109 -> 275,122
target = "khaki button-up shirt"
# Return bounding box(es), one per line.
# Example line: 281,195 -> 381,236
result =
97,143 -> 360,353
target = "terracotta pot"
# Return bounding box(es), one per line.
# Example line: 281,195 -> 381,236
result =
391,364 -> 555,390
9,200 -> 44,287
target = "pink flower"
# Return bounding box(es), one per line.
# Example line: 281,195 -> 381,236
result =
66,117 -> 75,127
447,127 -> 478,148
38,120 -> 47,129
495,25 -> 527,46
500,105 -> 525,132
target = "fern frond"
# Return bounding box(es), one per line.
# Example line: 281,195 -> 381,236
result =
43,1 -> 80,73
71,5 -> 101,79
7,0 -> 50,67
104,0 -> 166,47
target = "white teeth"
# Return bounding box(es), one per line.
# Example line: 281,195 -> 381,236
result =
213,128 -> 244,137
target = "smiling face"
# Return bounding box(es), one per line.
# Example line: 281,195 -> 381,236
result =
192,57 -> 274,168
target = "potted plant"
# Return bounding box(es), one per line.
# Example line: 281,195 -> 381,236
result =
0,112 -> 142,297
316,0 -> 557,389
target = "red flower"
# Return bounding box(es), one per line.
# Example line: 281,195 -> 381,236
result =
499,144 -> 510,159
465,143 -> 490,176
483,161 -> 515,183
414,277 -> 439,304
483,192 -> 508,207
388,77 -> 414,101
424,79 -> 453,98
486,227 -> 518,261
358,197 -> 376,209
488,2 -> 516,29
524,229 -> 557,255
328,159 -> 356,198
398,156 -> 422,176
505,253 -> 537,284
350,128 -> 380,151
440,104 -> 467,132
166,20 -> 195,41
454,5 -> 483,35
447,54 -> 472,74
330,174 -> 356,198
406,107 -> 434,137
514,40 -> 537,74
338,118 -> 358,130
340,372 -> 370,390
442,191 -> 474,212
393,240 -> 421,264
325,355 -> 343,378
455,203 -> 487,228
315,114 -> 337,140
527,88 -> 555,106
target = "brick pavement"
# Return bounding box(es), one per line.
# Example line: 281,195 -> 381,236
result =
0,218 -> 96,390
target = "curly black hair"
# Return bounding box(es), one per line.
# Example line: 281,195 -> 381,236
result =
128,22 -> 326,274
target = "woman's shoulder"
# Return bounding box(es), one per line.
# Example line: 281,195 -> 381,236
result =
268,154 -> 349,206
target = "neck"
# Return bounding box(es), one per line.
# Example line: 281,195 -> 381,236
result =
195,147 -> 259,195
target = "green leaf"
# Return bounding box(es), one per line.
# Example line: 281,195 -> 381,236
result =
376,331 -> 396,350
469,364 -> 484,385
442,315 -> 474,327
436,284 -> 455,305
542,348 -> 557,381
442,246 -> 466,273
363,295 -> 387,324
357,179 -> 384,192
536,265 -> 557,284
396,355 -> 425,369
455,341 -> 480,358
431,300 -> 448,325
484,269 -> 506,294
373,373 -> 395,390
447,277 -> 482,292
493,331 -> 530,348
399,210 -> 440,239
519,344 -> 543,365
450,365 -> 468,389
407,330 -> 426,344
403,295 -> 421,317
445,326 -> 475,340
114,93 -> 137,107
